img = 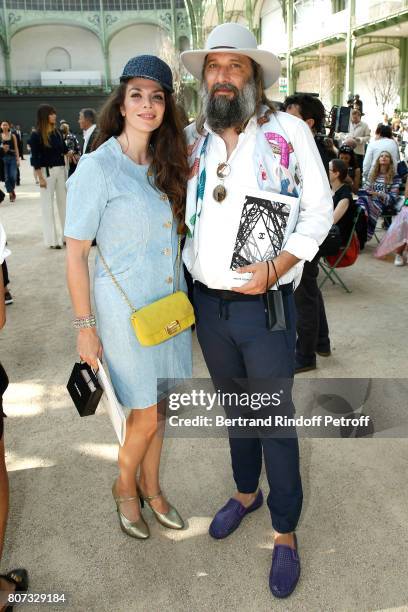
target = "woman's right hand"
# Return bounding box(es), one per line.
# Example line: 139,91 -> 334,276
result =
77,328 -> 103,370
39,177 -> 47,189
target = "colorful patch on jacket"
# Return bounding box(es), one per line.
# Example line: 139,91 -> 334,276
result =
263,132 -> 294,169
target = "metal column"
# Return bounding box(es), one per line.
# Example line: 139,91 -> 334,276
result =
345,0 -> 355,102
99,0 -> 111,92
286,0 -> 294,95
2,1 -> 12,89
399,37 -> 408,111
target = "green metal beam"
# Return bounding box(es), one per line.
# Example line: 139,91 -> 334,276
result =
353,8 -> 408,37
2,0 -> 12,89
356,36 -> 400,50
291,34 -> 346,57
191,0 -> 205,48
170,0 -> 177,46
245,0 -> 253,31
98,0 -> 111,93
216,0 -> 223,24
184,0 -> 198,49
400,37 -> 408,110
345,0 -> 355,101
288,8 -> 407,58
286,0 -> 293,95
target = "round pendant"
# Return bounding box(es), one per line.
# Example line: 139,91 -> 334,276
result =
216,162 -> 231,179
213,184 -> 227,202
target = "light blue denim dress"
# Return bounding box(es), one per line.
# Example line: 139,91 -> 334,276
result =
65,137 -> 192,409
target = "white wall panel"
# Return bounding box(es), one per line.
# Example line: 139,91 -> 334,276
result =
109,24 -> 172,81
10,26 -> 103,82
353,48 -> 399,127
260,0 -> 287,54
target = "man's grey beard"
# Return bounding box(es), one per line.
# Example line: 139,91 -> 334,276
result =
201,79 -> 257,132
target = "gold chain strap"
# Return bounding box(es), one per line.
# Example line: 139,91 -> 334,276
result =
175,233 -> 181,292
97,234 -> 182,314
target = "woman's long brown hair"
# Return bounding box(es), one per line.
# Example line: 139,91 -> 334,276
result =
36,104 -> 57,148
369,151 -> 395,186
94,82 -> 189,233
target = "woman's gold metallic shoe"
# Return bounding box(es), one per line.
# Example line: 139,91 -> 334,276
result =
112,482 -> 150,539
140,488 -> 184,530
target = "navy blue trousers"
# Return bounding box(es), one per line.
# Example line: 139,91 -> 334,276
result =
194,285 -> 303,534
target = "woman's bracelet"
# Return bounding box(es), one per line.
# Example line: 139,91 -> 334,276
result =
73,314 -> 96,329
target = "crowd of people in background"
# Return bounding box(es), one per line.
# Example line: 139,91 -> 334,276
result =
0,25 -> 407,604
0,95 -> 406,348
1,99 -> 406,251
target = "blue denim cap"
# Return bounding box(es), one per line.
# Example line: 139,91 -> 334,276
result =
120,55 -> 174,93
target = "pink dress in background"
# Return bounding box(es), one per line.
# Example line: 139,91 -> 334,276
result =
375,204 -> 408,258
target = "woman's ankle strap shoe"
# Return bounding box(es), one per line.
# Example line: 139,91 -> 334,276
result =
140,488 -> 184,530
112,482 -> 150,539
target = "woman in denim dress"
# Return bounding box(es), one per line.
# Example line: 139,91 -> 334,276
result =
65,56 -> 192,539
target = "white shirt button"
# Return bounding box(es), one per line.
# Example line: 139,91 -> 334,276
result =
162,248 -> 171,256
166,276 -> 173,284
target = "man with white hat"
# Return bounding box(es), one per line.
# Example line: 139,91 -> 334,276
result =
181,23 -> 332,598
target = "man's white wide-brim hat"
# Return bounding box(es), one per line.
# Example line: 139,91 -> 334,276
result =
180,23 -> 281,88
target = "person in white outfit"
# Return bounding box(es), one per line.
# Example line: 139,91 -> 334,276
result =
336,108 -> 370,173
363,124 -> 400,182
28,104 -> 68,249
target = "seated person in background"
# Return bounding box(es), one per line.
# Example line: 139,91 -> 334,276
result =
358,152 -> 402,240
284,93 -> 332,373
329,159 -> 356,246
338,145 -> 361,194
375,179 -> 408,267
294,158 -> 354,374
363,124 -> 399,181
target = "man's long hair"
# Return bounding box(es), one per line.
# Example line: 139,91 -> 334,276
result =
196,58 -> 275,133
93,82 -> 189,234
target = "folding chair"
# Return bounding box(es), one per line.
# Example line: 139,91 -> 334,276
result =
318,207 -> 362,294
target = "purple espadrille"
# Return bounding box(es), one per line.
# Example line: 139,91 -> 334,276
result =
209,490 -> 263,539
269,533 -> 300,598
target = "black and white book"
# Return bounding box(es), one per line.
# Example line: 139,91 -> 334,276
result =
230,189 -> 298,285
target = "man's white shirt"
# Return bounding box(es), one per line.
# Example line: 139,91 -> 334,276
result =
82,124 -> 97,154
338,120 -> 371,156
190,117 -> 259,289
188,111 -> 333,290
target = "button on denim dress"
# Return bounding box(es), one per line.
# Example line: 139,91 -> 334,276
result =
65,137 -> 192,408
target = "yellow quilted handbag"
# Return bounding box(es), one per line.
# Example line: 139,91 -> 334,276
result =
98,236 -> 195,346
130,290 -> 194,346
